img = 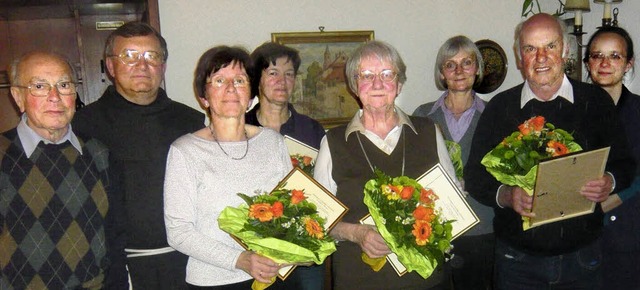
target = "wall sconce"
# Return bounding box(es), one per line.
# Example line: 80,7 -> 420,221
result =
564,0 -> 591,81
565,0 -> 591,34
594,0 -> 623,27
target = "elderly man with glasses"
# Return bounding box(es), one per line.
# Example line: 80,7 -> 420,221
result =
72,22 -> 204,290
2,51 -> 127,289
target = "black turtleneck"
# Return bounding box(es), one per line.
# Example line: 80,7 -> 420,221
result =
72,85 -> 204,248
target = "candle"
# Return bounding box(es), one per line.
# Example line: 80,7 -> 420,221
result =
604,2 -> 612,19
574,10 -> 583,26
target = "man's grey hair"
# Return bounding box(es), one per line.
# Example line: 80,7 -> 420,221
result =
9,51 -> 76,86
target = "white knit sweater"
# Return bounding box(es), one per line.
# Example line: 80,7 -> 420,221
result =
164,128 -> 292,286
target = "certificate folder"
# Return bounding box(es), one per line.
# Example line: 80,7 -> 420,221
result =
230,167 -> 348,280
529,147 -> 610,229
284,135 -> 318,159
360,163 -> 479,276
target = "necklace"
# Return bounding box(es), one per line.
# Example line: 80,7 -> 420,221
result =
208,125 -> 249,160
356,128 -> 406,176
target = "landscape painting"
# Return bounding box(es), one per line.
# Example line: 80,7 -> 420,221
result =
272,30 -> 374,128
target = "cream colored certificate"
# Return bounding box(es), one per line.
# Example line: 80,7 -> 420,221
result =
275,167 -> 348,279
284,135 -> 318,159
277,167 -> 348,232
528,147 -> 610,229
358,163 -> 478,277
416,164 -> 479,239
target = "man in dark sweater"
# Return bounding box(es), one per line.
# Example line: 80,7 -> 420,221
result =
72,22 -> 204,290
465,14 -> 634,289
2,51 -> 127,289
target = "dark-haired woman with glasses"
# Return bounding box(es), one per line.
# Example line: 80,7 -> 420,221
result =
164,46 -> 292,289
413,35 -> 495,290
314,40 -> 458,290
584,26 -> 640,289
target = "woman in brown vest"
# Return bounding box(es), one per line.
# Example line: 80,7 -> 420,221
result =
314,40 -> 459,290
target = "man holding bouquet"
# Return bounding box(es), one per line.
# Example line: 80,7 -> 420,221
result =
465,13 -> 634,290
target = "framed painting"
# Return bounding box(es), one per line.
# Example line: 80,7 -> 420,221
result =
272,30 -> 374,128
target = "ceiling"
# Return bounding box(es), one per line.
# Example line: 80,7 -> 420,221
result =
0,0 -> 147,20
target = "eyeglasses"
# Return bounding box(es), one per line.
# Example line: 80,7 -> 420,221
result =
206,75 -> 250,88
13,81 -> 78,97
357,69 -> 397,83
108,49 -> 165,66
442,58 -> 476,72
589,52 -> 626,62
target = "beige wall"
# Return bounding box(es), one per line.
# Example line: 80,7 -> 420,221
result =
158,0 -> 640,113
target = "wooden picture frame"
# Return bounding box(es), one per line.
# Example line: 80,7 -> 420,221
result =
271,30 -> 374,129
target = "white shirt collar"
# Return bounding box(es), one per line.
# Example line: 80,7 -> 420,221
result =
520,75 -> 574,108
16,114 -> 83,158
343,106 -> 418,141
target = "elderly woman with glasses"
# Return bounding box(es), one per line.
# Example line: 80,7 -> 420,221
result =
163,46 -> 293,290
584,26 -> 640,289
314,40 -> 458,290
413,35 -> 495,290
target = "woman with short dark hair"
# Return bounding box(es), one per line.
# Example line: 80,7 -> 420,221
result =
164,46 -> 292,289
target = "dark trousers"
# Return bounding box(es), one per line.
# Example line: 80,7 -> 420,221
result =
127,250 -> 189,290
280,264 -> 325,290
450,233 -> 495,290
494,238 -> 602,290
602,194 -> 640,290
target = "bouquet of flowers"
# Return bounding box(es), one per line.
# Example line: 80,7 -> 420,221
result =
362,169 -> 453,279
218,186 -> 336,289
480,116 -> 582,228
290,154 -> 314,176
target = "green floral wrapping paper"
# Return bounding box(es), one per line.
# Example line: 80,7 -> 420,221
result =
218,205 -> 336,265
363,173 -> 452,279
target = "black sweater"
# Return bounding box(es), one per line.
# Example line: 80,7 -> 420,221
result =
326,117 -> 444,290
465,80 -> 634,255
72,86 -> 204,249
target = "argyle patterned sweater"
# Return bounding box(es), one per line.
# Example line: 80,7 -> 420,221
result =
0,128 -> 123,290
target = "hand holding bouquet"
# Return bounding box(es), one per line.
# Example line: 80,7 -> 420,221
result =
480,116 -> 582,228
362,169 -> 453,279
218,186 -> 336,289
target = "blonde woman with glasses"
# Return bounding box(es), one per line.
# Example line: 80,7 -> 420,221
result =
412,35 -> 494,290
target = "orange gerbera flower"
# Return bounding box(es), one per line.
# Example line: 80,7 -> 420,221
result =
249,203 -> 274,222
400,186 -> 414,200
413,205 -> 434,222
419,188 -> 438,204
302,156 -> 313,166
271,201 -> 284,218
412,219 -> 432,246
291,157 -> 299,168
518,116 -> 545,135
304,217 -> 324,239
291,189 -> 306,204
546,140 -> 569,157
